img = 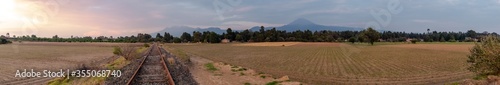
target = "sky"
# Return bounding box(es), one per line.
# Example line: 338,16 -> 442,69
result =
0,0 -> 499,37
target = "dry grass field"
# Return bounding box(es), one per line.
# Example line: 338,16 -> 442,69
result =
232,42 -> 301,47
165,42 -> 475,84
0,42 -> 141,83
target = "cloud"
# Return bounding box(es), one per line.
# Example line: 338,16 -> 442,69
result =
298,6 -> 360,16
2,0 -> 500,37
412,19 -> 436,23
445,0 -> 460,5
234,6 -> 255,13
297,0 -> 317,4
149,11 -> 166,19
220,21 -> 282,30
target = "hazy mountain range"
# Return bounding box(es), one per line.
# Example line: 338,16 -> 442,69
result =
153,18 -> 362,37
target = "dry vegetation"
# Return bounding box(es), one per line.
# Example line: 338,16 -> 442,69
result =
165,42 -> 475,84
0,42 -> 139,84
232,42 -> 301,47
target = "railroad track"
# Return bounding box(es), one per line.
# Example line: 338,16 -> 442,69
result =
127,43 -> 175,85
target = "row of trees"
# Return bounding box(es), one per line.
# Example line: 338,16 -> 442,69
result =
156,26 -> 496,44
10,26 -> 498,44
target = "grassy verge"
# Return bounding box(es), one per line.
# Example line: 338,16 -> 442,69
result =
134,47 -> 148,59
48,77 -> 107,85
265,81 -> 279,85
48,77 -> 71,85
163,46 -> 190,61
106,56 -> 130,70
49,56 -> 130,85
75,77 -> 107,85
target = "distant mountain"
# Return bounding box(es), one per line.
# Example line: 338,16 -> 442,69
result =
288,18 -> 316,25
250,18 -> 363,32
153,26 -> 225,37
154,18 -> 363,37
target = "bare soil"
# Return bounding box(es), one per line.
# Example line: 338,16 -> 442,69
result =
188,54 -> 302,85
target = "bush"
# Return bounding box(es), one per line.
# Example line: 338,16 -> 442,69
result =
238,68 -> 247,71
0,38 -> 10,44
143,43 -> 150,47
119,45 -> 139,60
410,39 -> 418,44
204,63 -> 218,71
265,81 -> 279,85
348,37 -> 357,44
113,47 -> 122,55
240,72 -> 245,76
467,35 -> 500,75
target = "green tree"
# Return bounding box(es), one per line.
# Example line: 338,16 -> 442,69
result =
155,33 -> 163,42
449,35 -> 456,42
143,34 -> 152,42
52,35 -> 59,39
240,29 -> 251,42
136,33 -> 152,42
192,31 -> 202,43
440,36 -> 446,42
163,32 -> 173,43
226,28 -> 234,40
467,35 -> 500,75
348,37 -> 357,44
235,34 -> 242,42
180,32 -> 192,42
173,37 -> 182,43
31,35 -> 37,38
467,30 -> 477,38
359,27 -> 380,45
208,32 -> 220,43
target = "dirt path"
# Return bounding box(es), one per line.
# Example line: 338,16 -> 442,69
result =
189,55 -> 303,85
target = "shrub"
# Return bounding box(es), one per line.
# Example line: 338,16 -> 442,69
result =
0,38 -> 10,44
348,37 -> 357,44
119,45 -> 139,60
473,74 -> 487,80
410,39 -> 418,44
143,43 -> 150,47
204,63 -> 218,71
244,82 -> 251,85
231,65 -> 239,68
260,75 -> 266,79
238,68 -> 247,71
113,47 -> 122,55
467,35 -> 500,75
265,81 -> 279,85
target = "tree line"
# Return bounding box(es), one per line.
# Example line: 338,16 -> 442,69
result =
8,26 -> 499,44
